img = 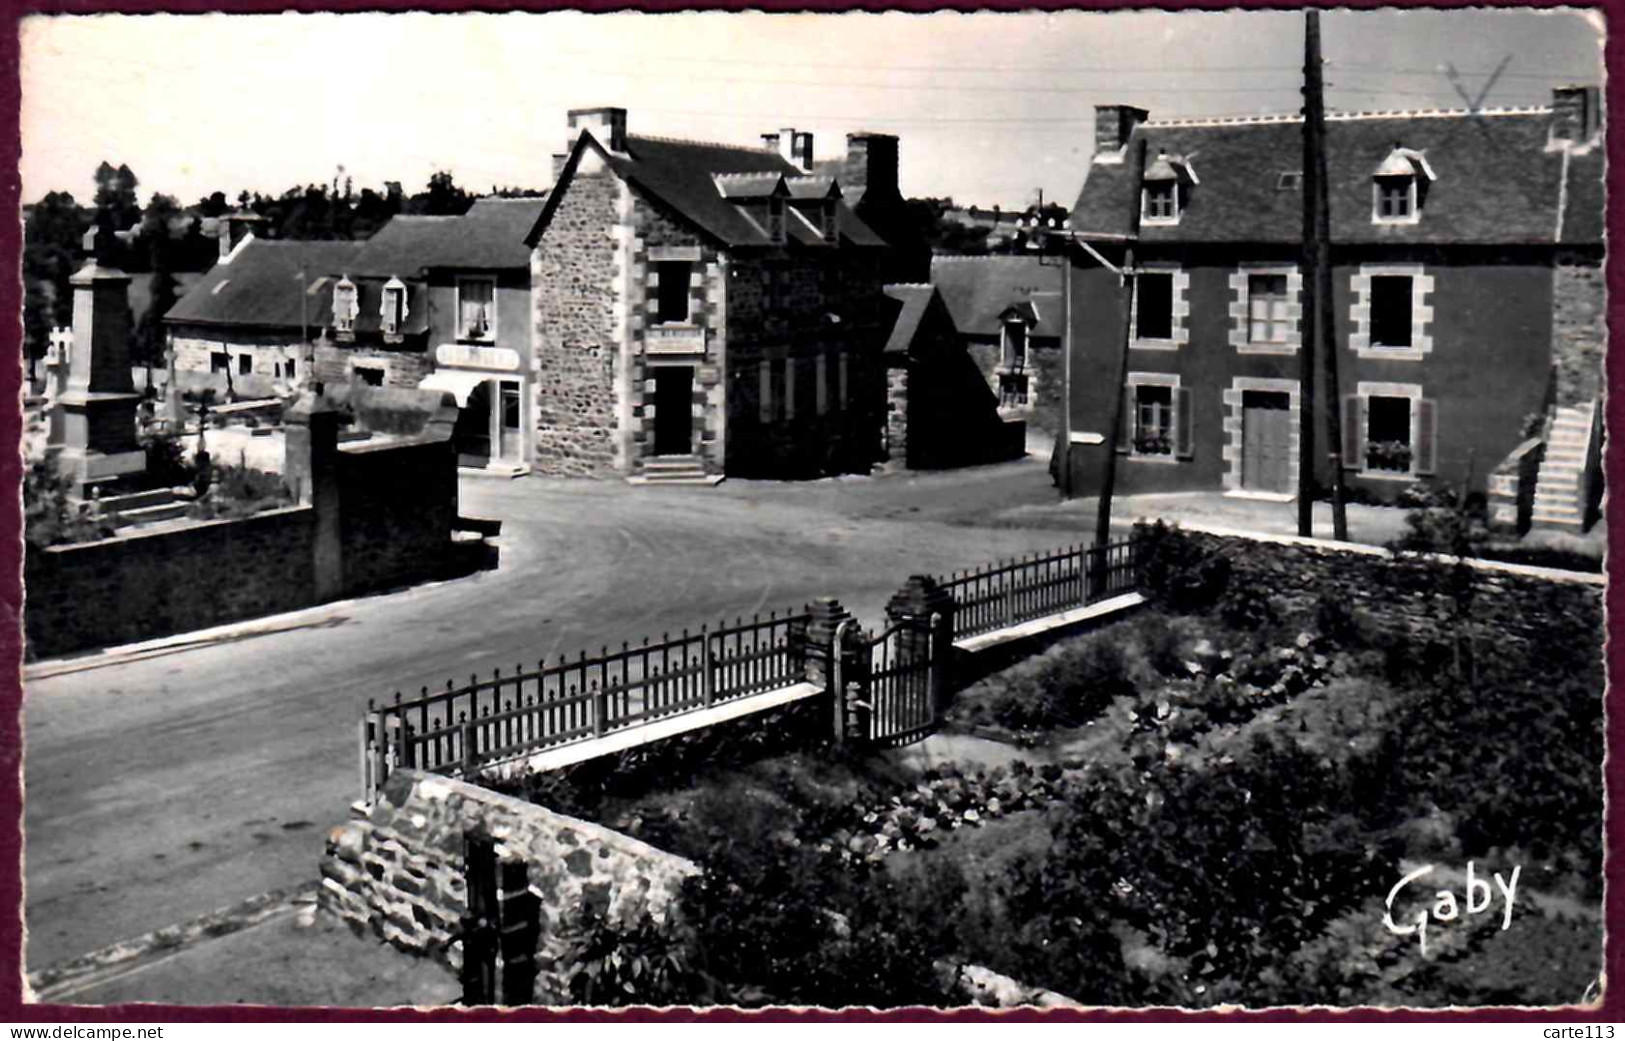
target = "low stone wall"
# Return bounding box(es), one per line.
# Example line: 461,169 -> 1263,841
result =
24,505 -> 318,657
321,769 -> 696,1002
1161,523 -> 1605,645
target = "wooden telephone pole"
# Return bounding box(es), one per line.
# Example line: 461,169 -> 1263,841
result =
1303,10 -> 1350,539
1094,138 -> 1148,550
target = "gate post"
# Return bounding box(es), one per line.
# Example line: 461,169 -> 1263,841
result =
885,575 -> 956,713
800,596 -> 857,743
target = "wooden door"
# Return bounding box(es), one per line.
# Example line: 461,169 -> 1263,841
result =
1241,391 -> 1293,493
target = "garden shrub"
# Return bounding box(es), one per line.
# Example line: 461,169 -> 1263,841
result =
23,460 -> 117,548
141,431 -> 193,487
190,461 -> 291,521
1217,582 -> 1278,632
976,637 -> 1137,735
1133,521 -> 1231,614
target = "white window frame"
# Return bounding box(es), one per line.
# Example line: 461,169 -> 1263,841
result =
1356,380 -> 1424,480
1228,264 -> 1303,354
1130,264 -> 1189,351
1141,181 -> 1180,226
332,276 -> 358,335
1349,263 -> 1434,360
456,276 -> 497,343
379,276 -> 409,337
1125,371 -> 1181,463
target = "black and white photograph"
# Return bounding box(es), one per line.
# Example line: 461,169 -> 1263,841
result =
9,4 -> 1613,1016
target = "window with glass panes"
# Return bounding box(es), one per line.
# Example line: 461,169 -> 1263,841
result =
1375,176 -> 1414,220
1248,274 -> 1291,344
459,279 -> 495,341
1369,276 -> 1414,348
1134,384 -> 1174,455
1143,182 -> 1177,221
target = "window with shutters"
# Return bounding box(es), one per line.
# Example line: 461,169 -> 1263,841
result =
1345,382 -> 1434,478
1123,374 -> 1192,461
1131,265 -> 1188,350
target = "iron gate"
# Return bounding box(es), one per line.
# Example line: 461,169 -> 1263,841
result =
844,614 -> 940,748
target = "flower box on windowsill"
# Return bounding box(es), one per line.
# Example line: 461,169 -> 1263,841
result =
1133,434 -> 1173,457
1364,439 -> 1413,475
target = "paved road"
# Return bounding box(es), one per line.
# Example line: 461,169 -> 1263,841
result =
25,457 -> 1090,970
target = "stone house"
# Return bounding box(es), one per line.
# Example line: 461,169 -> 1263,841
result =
1058,87 -> 1605,531
929,254 -> 1066,427
523,107 -> 897,482
879,283 -> 1027,470
165,198 -> 545,473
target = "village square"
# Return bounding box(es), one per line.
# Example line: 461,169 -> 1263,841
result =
12,7 -> 1610,1015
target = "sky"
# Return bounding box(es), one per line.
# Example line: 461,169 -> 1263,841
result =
18,8 -> 1607,212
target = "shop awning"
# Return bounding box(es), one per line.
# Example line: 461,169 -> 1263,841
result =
417,369 -> 489,407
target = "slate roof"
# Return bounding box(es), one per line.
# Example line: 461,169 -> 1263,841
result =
882,284 -> 937,355
529,132 -> 886,249
1070,108 -> 1603,246
930,255 -> 1064,339
165,239 -> 367,329
348,197 -> 546,275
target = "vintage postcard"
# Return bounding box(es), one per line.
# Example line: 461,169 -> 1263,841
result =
11,5 -> 1611,1017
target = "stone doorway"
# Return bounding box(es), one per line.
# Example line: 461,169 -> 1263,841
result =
653,366 -> 694,456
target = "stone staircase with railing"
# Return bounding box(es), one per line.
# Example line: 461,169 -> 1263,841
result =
1530,401 -> 1599,532
628,455 -> 722,486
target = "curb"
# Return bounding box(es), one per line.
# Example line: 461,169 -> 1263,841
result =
26,882 -> 320,1003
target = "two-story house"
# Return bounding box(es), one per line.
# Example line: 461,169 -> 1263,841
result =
1057,87 -> 1605,531
165,197 -> 545,473
524,107 -> 896,482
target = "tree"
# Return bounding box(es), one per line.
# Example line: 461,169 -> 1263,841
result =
408,170 -> 473,217
22,280 -> 52,382
93,161 -> 141,231
197,191 -> 229,218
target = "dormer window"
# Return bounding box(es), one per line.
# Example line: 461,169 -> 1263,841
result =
379,276 -> 408,337
1140,152 -> 1197,226
768,197 -> 786,245
821,199 -> 838,243
1372,145 -> 1435,225
332,276 -> 358,335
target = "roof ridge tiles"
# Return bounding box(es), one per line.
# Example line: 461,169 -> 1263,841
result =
1144,105 -> 1552,129
630,131 -> 778,153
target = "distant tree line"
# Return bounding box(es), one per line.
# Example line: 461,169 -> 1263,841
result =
902,196 -> 1073,257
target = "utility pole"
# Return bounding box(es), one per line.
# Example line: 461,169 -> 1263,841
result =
1303,10 -> 1349,539
1094,138 -> 1148,550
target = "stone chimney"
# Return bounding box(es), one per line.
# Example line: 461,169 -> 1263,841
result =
567,106 -> 628,155
1551,85 -> 1602,146
842,132 -> 899,201
217,210 -> 264,263
1094,104 -> 1150,156
763,128 -> 815,173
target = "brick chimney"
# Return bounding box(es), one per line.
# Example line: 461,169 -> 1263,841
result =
567,106 -> 627,155
1094,104 -> 1150,156
842,132 -> 899,201
1551,85 -> 1602,146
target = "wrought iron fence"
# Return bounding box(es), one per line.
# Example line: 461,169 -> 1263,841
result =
936,538 -> 1142,640
360,609 -> 810,802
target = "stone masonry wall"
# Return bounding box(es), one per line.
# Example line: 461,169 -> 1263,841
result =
626,190 -> 726,475
1552,252 -> 1606,406
336,437 -> 459,595
25,506 -> 318,658
532,171 -> 623,476
1165,525 -> 1605,647
321,769 -> 696,1002
314,343 -> 434,391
